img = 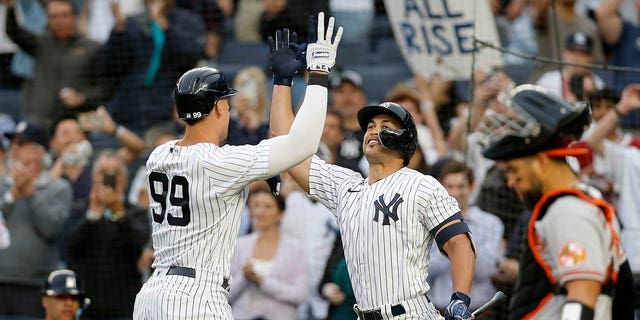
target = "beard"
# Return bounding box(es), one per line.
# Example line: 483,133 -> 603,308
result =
521,181 -> 544,210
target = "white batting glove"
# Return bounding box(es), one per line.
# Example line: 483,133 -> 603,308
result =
306,12 -> 343,73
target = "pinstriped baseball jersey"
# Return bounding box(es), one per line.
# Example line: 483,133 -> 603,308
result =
307,155 -> 460,314
146,139 -> 272,276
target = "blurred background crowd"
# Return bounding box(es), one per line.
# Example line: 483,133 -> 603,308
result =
0,0 -> 638,319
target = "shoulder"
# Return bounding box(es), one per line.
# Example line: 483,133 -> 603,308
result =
545,195 -> 600,222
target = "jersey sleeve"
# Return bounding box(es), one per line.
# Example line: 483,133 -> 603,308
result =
201,140 -> 272,196
418,176 -> 462,232
308,155 -> 361,214
536,196 -> 609,284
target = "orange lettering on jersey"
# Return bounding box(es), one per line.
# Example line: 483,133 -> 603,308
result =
558,241 -> 586,268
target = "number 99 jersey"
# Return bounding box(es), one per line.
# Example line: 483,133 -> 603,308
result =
146,139 -> 272,277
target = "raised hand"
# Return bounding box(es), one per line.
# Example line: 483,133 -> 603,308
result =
617,83 -> 640,115
306,12 -> 343,73
268,28 -> 304,87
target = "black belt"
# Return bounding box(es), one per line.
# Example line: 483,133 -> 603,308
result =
166,266 -> 229,290
353,294 -> 429,320
354,304 -> 406,320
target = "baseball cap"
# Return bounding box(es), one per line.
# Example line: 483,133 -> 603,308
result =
565,32 -> 594,53
331,70 -> 363,90
4,121 -> 49,149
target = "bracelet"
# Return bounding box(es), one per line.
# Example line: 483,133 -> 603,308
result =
3,191 -> 14,205
421,100 -> 434,111
114,125 -> 125,137
308,73 -> 329,88
86,209 -> 101,221
614,106 -> 626,118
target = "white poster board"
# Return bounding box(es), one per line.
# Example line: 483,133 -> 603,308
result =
383,0 -> 503,80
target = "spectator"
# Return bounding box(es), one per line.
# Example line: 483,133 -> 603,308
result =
229,188 -> 309,320
49,108 -> 145,211
330,70 -> 367,174
328,0 -> 373,43
577,89 -> 640,200
318,235 -> 356,320
233,0 -> 263,42
279,173 -> 337,320
41,269 -> 91,320
316,109 -> 345,165
529,0 -> 604,80
4,0 -> 108,133
583,84 -> 640,304
535,32 -> 605,99
595,0 -> 640,122
227,66 -> 269,146
65,150 -> 151,319
428,160 -> 504,313
0,121 -> 72,318
99,0 -> 205,135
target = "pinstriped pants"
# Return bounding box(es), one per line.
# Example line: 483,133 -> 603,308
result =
133,270 -> 232,320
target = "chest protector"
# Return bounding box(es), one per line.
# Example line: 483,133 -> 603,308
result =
509,188 -> 634,320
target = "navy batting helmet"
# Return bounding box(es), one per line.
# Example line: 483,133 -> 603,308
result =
174,67 -> 238,122
357,102 -> 418,166
480,84 -> 591,160
42,269 -> 90,308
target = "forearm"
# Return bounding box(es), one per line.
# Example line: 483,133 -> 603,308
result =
269,85 -> 294,137
565,279 -> 601,308
584,109 -> 621,155
268,82 -> 327,175
6,7 -> 38,55
596,0 -> 623,45
445,235 -> 476,295
115,126 -> 145,164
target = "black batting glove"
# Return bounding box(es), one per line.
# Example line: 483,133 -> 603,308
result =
445,291 -> 472,320
268,28 -> 304,87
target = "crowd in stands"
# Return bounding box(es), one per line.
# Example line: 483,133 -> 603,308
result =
0,0 -> 638,319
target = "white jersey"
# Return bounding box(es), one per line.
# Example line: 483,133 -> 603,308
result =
146,139 -> 272,278
308,156 -> 460,311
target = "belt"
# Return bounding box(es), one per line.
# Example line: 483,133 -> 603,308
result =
354,304 -> 405,320
353,294 -> 430,320
166,266 -> 229,290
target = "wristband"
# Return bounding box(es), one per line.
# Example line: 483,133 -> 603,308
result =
115,125 -> 125,137
3,191 -> 14,205
451,291 -> 471,306
421,100 -> 434,111
273,75 -> 293,87
308,73 -> 329,88
86,210 -> 101,221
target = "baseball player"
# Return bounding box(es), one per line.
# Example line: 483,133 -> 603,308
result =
268,27 -> 476,319
479,84 -> 636,319
132,12 -> 343,319
41,269 -> 90,320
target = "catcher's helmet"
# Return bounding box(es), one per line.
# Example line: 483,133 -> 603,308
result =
42,269 -> 90,308
480,84 -> 591,160
174,67 -> 238,121
357,102 -> 418,166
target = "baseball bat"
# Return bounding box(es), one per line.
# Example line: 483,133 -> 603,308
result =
471,291 -> 506,319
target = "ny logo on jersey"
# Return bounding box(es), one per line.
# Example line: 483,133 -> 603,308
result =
373,193 -> 403,225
